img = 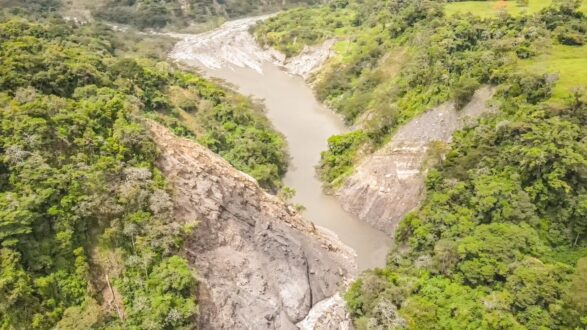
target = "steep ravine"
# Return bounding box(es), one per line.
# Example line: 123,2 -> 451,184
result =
161,15 -> 394,329
148,122 -> 356,329
168,15 -> 390,271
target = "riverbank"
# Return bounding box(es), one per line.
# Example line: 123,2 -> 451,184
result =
167,15 -> 391,271
148,121 -> 356,328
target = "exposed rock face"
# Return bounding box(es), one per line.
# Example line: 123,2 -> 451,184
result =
274,39 -> 336,80
168,16 -> 335,80
297,294 -> 354,330
337,87 -> 496,234
169,16 -> 275,74
147,122 -> 356,329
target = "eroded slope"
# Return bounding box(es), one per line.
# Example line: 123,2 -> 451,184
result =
337,87 -> 496,234
148,122 -> 356,329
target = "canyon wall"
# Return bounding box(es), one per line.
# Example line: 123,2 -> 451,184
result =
148,122 -> 356,329
337,87 -> 496,234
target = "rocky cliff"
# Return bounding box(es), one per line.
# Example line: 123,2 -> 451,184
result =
337,87 -> 496,234
169,16 -> 335,80
147,122 -> 356,329
268,39 -> 337,80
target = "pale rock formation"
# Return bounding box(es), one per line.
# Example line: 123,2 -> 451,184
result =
275,39 -> 336,80
147,122 -> 357,329
337,86 -> 496,234
168,15 -> 335,80
297,294 -> 354,330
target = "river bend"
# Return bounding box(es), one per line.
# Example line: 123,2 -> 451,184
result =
168,16 -> 390,270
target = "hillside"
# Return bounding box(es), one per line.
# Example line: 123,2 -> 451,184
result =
89,0 -> 324,29
1,0 -> 326,29
148,121 -> 355,328
254,0 -> 587,328
1,0 -> 586,329
0,15 -> 293,328
255,0 -> 587,187
444,0 -> 587,17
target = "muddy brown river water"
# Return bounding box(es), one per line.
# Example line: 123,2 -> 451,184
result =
169,17 -> 390,270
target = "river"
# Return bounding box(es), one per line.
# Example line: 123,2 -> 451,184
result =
169,16 -> 390,270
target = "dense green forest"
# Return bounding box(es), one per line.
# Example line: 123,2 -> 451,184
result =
93,0 -> 324,29
345,81 -> 587,329
256,0 -> 587,328
255,0 -> 587,188
2,0 -> 324,29
1,0 -> 586,329
0,5 -> 287,328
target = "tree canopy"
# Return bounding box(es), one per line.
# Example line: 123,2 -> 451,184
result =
0,14 -> 287,328
256,0 -> 587,328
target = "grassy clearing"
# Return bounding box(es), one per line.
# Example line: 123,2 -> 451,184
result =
445,1 -> 587,103
444,0 -> 586,17
519,44 -> 587,102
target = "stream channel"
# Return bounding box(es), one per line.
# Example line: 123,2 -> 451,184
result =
168,16 -> 391,270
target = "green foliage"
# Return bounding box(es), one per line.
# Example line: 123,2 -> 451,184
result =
0,17 -> 223,329
0,15 -> 290,328
519,44 -> 587,103
143,69 -> 288,191
318,131 -> 366,188
94,0 -> 322,30
0,81 -> 197,328
0,16 -> 287,190
254,4 -> 357,57
257,0 -> 587,188
567,257 -> 587,319
257,1 -> 587,328
345,83 -> 587,328
55,298 -> 102,329
444,0 -> 561,18
452,76 -> 480,110
195,94 -> 287,191
121,256 -> 197,329
0,0 -> 61,19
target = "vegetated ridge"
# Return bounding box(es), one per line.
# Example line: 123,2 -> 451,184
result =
255,0 -> 587,328
92,0 -> 325,29
0,10 -> 323,328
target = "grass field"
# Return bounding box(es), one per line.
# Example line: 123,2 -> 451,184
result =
444,0 -> 587,18
519,44 -> 587,102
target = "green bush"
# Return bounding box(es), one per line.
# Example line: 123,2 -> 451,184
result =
319,131 -> 366,188
452,76 -> 480,109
